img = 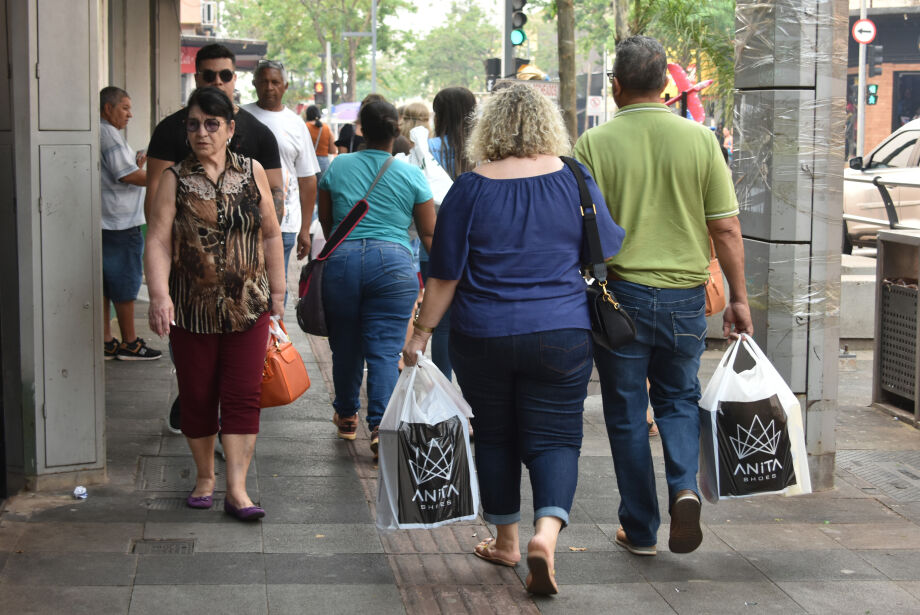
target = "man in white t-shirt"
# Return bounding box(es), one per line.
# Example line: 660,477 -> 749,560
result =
243,60 -> 320,304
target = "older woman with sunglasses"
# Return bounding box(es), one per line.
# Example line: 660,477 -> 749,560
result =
145,87 -> 285,521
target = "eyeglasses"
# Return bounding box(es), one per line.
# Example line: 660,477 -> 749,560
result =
606,71 -> 615,82
185,118 -> 224,133
198,69 -> 234,84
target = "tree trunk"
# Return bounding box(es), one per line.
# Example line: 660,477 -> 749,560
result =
347,38 -> 358,102
557,0 -> 577,140
614,0 -> 629,43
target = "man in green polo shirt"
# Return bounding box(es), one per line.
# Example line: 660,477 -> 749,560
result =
574,35 -> 753,557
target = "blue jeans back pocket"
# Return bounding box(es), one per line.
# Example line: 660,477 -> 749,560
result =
539,330 -> 591,376
671,305 -> 707,357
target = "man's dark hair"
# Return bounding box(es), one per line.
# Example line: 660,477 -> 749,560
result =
195,44 -> 235,71
359,100 -> 399,144
613,36 -> 667,93
100,86 -> 129,113
186,87 -> 234,122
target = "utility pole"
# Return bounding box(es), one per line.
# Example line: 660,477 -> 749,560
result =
856,0 -> 867,157
325,41 -> 333,110
557,0 -> 576,139
342,0 -> 377,94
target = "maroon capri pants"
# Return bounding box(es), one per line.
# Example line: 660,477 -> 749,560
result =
170,312 -> 270,437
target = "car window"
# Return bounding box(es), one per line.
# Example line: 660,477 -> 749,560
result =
868,130 -> 919,169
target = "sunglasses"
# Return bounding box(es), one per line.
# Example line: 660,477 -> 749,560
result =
198,69 -> 234,83
607,71 -> 615,81
185,118 -> 224,133
256,59 -> 284,71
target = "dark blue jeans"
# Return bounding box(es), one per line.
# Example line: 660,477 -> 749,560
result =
450,328 -> 593,526
323,239 -> 419,429
593,281 -> 706,547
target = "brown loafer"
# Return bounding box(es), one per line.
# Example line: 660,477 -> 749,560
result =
332,412 -> 358,440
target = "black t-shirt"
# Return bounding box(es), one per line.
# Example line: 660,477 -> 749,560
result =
334,123 -> 366,153
147,106 -> 281,170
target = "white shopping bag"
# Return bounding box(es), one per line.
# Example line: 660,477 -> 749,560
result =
408,125 -> 453,206
376,353 -> 480,530
698,334 -> 811,503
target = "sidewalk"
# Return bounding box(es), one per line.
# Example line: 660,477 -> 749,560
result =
1,293 -> 919,613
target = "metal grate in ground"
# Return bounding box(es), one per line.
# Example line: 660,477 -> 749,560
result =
836,450 -> 920,502
136,455 -> 212,491
132,539 -> 195,555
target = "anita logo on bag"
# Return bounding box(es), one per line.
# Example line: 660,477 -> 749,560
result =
397,417 -> 473,524
717,395 -> 797,496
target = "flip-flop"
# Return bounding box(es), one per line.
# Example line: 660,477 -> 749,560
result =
525,550 -> 558,595
473,538 -> 518,568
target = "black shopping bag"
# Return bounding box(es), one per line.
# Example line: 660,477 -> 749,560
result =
716,395 -> 797,497
396,417 -> 475,526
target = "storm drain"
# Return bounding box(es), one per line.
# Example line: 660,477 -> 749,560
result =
132,539 -> 195,555
837,450 -> 920,502
136,455 -> 223,491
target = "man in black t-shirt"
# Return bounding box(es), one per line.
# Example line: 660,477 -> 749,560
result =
144,44 -> 283,224
146,44 -> 283,437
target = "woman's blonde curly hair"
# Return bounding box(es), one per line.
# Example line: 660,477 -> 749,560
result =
467,83 -> 571,164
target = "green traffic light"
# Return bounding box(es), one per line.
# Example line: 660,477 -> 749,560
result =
868,94 -> 878,105
510,28 -> 526,46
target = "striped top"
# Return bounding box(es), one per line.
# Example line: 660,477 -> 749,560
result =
168,151 -> 270,333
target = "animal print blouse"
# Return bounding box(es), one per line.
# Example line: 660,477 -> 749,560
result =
168,151 -> 270,333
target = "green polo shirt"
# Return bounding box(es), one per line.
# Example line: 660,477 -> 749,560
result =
573,103 -> 738,288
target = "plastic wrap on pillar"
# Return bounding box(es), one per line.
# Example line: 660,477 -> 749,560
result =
734,90 -> 815,243
735,0 -> 819,89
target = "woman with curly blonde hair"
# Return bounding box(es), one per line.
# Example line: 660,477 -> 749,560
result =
403,83 -> 624,594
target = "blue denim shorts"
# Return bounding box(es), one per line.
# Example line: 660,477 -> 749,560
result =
102,226 -> 144,302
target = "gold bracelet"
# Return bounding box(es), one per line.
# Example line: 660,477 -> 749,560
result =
414,322 -> 434,334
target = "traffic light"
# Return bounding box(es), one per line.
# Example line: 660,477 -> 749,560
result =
314,81 -> 325,106
485,58 -> 501,92
867,83 -> 879,105
868,44 -> 883,77
509,0 -> 527,46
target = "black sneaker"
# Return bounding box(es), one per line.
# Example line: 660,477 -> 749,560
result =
166,397 -> 182,434
104,338 -> 119,361
116,337 -> 162,361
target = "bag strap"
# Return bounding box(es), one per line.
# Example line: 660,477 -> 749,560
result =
362,156 -> 394,201
312,123 -> 322,150
709,235 -> 717,260
560,156 -> 606,282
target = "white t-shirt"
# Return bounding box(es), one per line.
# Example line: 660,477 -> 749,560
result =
242,104 -> 320,233
100,119 -> 145,230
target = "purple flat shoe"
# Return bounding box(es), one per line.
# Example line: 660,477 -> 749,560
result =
186,493 -> 213,509
224,499 -> 265,521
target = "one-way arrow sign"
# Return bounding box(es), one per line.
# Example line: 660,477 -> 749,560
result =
852,18 -> 877,45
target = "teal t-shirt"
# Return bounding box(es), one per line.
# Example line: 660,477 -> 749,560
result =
574,103 -> 738,288
318,149 -> 432,250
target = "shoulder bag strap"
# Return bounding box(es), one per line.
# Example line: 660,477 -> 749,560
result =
560,156 -> 607,283
313,123 -> 322,150
362,156 -> 394,202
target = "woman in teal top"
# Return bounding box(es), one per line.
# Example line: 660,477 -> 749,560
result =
317,100 -> 436,456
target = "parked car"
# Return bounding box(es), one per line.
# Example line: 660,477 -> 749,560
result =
844,119 -> 920,253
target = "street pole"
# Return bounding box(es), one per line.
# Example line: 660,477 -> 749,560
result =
371,0 -> 377,92
856,0 -> 867,157
325,41 -> 332,111
503,0 -> 512,79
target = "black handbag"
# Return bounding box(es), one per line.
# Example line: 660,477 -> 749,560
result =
560,156 -> 636,351
296,157 -> 394,336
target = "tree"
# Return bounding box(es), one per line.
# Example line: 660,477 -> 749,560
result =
222,0 -> 412,103
557,0 -> 576,139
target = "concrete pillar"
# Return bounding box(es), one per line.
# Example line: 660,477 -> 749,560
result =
734,0 -> 847,490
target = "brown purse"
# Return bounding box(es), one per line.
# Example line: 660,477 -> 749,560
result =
261,319 -> 310,408
705,237 -> 726,316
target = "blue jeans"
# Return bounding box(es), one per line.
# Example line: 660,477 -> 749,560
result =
593,281 -> 706,547
282,231 -> 297,308
322,239 -> 419,429
450,328 -> 593,526
419,259 -> 452,379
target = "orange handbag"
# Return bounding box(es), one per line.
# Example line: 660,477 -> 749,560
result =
705,237 -> 727,316
261,318 -> 310,408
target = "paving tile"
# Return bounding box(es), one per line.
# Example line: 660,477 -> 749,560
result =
391,553 -> 521,586
257,420 -> 341,440
511,551 -> 644,586
627,551 -> 768,583
0,585 -> 132,614
529,583 -> 674,614
144,521 -> 263,552
402,584 -> 539,615
130,584 -> 268,615
268,584 -> 405,614
262,523 -> 382,554
26,491 -> 149,523
817,522 -> 920,550
134,552 -> 265,585
380,523 -> 489,554
255,436 -> 349,457
763,495 -> 906,524
777,580 -> 920,613
256,455 -> 357,478
572,497 -> 621,524
599,523 -> 733,553
14,522 -> 142,553
0,520 -> 28,551
898,580 -> 920,599
742,549 -> 885,581
854,550 -> 920,580
652,580 -> 806,614
257,493 -> 372,524
0,552 -> 137,585
887,502 -> 920,524
106,418 -> 163,434
516,523 -> 620,554
710,523 -> 844,551
264,553 -> 394,585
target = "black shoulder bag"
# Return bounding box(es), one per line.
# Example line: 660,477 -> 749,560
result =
560,156 -> 636,351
